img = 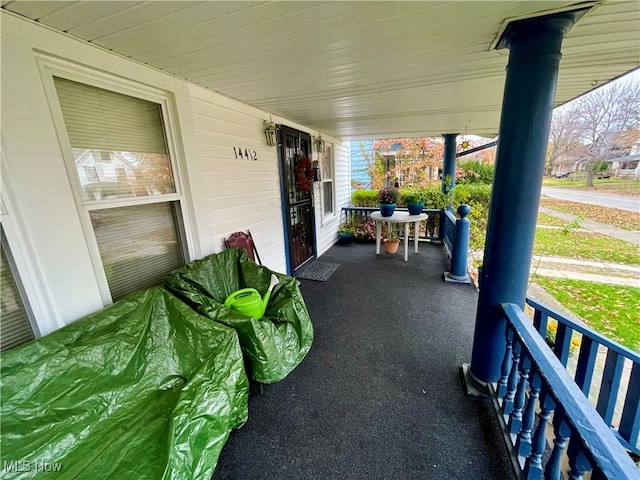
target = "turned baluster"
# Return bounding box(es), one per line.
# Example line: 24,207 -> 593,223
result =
509,353 -> 530,435
524,388 -> 555,480
503,339 -> 521,415
498,327 -> 513,400
567,431 -> 593,480
516,368 -> 541,458
545,406 -> 572,480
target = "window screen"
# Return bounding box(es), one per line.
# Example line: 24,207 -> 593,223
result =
1,244 -> 35,351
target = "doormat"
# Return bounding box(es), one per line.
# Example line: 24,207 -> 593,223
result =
296,261 -> 339,282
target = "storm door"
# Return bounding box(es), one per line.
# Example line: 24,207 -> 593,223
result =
278,126 -> 316,273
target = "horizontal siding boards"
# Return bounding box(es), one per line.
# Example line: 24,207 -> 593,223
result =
188,89 -> 286,273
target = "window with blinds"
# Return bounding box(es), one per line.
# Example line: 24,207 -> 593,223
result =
1,244 -> 35,351
53,77 -> 186,303
322,145 -> 334,215
90,203 -> 184,302
54,78 -> 176,202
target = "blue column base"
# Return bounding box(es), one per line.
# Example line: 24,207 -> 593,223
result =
444,272 -> 471,284
461,363 -> 490,399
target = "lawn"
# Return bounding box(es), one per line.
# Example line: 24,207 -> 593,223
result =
542,177 -> 640,197
535,277 -> 640,352
533,228 -> 640,264
539,198 -> 640,231
536,212 -> 568,227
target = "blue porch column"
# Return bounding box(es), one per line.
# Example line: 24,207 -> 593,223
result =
469,12 -> 583,385
441,133 -> 457,195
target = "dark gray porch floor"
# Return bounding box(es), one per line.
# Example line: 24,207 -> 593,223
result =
213,242 -> 514,480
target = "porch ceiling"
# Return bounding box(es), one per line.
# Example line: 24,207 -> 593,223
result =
2,1 -> 638,140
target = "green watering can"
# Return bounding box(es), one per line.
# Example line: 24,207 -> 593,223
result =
224,274 -> 280,319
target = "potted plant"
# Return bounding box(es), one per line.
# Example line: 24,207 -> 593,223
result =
404,189 -> 426,215
384,226 -> 400,254
338,221 -> 355,243
378,186 -> 400,217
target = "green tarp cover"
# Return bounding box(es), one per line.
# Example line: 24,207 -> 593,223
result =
165,248 -> 314,384
0,287 -> 249,480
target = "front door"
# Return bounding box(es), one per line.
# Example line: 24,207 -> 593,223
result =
278,126 -> 316,274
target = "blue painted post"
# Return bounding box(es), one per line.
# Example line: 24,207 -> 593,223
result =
468,12 -> 581,384
445,204 -> 471,283
441,133 -> 457,196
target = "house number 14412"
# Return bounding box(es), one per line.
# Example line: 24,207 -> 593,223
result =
233,147 -> 257,161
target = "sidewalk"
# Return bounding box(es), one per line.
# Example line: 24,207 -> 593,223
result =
530,255 -> 640,287
538,206 -> 640,245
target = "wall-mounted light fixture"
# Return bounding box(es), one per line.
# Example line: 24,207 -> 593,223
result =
264,120 -> 277,146
313,134 -> 325,153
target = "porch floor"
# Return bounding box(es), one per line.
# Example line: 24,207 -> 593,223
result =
213,242 -> 514,479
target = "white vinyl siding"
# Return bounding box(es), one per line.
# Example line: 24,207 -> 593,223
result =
188,85 -> 287,273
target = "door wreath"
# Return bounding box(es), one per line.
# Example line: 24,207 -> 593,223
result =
295,155 -> 314,191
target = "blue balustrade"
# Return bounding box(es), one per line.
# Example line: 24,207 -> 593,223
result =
496,302 -> 639,479
442,208 -> 456,254
527,297 -> 640,456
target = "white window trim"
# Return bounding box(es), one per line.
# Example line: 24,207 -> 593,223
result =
37,55 -> 195,305
1,141 -> 64,336
321,144 -> 336,218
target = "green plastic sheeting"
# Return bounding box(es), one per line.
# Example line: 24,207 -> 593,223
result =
165,248 -> 314,384
0,287 -> 249,480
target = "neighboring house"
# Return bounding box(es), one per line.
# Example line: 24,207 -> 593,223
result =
349,140 -> 373,190
551,144 -> 591,175
350,139 -> 442,190
607,137 -> 640,179
1,13 -> 350,339
552,132 -> 640,177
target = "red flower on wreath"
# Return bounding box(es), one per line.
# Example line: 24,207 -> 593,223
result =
295,155 -> 314,191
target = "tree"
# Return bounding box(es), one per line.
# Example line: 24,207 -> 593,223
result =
372,138 -> 443,188
546,108 -> 581,176
568,78 -> 640,186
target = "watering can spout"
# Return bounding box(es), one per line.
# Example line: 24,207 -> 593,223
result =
224,274 -> 280,318
262,274 -> 280,311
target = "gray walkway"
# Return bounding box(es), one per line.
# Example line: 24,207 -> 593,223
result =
213,242 -> 513,480
538,206 -> 640,245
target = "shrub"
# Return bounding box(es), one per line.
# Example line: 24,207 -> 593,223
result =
351,189 -> 378,207
457,160 -> 495,185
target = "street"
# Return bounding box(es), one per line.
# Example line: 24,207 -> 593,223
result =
540,186 -> 640,213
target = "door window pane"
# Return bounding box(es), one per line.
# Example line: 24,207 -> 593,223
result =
90,202 -> 184,302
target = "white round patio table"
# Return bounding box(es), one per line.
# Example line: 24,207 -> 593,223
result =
370,211 -> 428,261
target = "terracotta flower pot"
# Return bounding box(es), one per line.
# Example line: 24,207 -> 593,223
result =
384,238 -> 400,254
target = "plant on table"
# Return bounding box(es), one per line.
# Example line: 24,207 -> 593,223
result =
378,186 -> 401,217
378,186 -> 400,205
403,188 -> 427,215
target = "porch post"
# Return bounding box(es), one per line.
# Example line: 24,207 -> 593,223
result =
441,133 -> 457,195
468,12 -> 582,385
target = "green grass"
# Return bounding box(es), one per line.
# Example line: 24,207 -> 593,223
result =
535,277 -> 640,352
542,177 -> 640,196
536,212 -> 568,227
534,228 -> 640,264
